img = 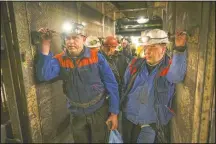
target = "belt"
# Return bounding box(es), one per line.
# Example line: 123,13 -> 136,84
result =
140,124 -> 150,128
140,123 -> 156,131
65,93 -> 105,109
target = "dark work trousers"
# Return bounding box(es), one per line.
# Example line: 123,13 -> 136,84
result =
154,122 -> 170,143
122,113 -> 156,143
122,116 -> 141,143
70,100 -> 109,143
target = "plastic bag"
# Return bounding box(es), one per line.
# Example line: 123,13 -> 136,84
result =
109,130 -> 123,143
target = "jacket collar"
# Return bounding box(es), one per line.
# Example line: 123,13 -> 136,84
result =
155,54 -> 170,69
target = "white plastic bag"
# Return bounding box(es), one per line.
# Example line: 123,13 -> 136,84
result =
109,130 -> 123,143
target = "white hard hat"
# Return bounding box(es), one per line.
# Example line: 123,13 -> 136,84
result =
84,36 -> 101,48
140,29 -> 169,46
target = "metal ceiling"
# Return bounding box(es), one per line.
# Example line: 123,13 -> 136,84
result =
111,2 -> 153,11
112,1 -> 152,10
111,2 -> 166,19
115,16 -> 162,36
111,2 -> 164,36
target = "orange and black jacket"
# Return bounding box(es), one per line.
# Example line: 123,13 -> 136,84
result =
36,47 -> 119,116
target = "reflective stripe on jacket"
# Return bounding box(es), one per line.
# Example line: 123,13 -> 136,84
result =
36,47 -> 120,115
123,50 -> 187,125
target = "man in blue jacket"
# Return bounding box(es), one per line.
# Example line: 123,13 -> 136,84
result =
121,29 -> 187,143
35,24 -> 119,143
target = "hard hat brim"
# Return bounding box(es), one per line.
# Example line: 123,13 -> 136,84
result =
62,32 -> 81,37
140,39 -> 170,46
84,43 -> 101,48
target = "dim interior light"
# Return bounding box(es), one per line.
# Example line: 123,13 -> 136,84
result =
82,22 -> 87,26
137,17 -> 149,24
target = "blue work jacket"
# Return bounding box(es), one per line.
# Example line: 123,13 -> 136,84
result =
122,50 -> 187,125
36,47 -> 120,116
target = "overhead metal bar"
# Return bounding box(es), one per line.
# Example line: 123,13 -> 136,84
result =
115,6 -> 165,12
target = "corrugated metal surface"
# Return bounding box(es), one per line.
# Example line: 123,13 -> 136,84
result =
165,2 -> 215,143
12,1 -> 115,142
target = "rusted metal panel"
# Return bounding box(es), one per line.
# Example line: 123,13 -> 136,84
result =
165,2 -> 176,54
209,88 -> 215,143
12,2 -> 44,143
102,2 -> 105,37
166,2 -> 208,143
2,2 -> 32,142
12,1 -> 115,142
166,2 -> 214,143
1,35 -> 23,142
191,2 -> 211,143
176,2 -> 201,143
199,2 -> 215,143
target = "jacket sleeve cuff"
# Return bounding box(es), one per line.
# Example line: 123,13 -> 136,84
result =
39,52 -> 53,59
173,45 -> 187,52
109,107 -> 119,115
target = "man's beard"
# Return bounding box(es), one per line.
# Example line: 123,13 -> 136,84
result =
67,46 -> 83,57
